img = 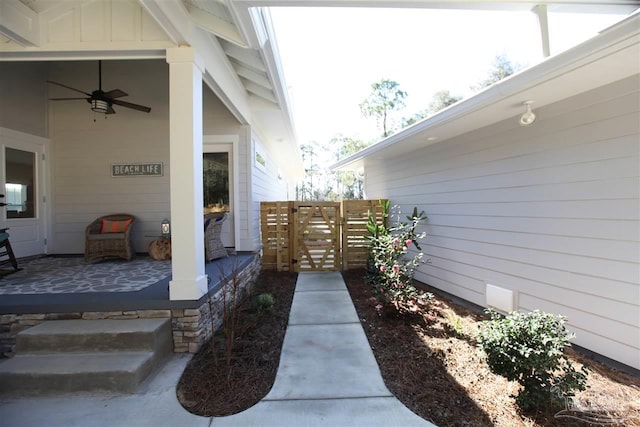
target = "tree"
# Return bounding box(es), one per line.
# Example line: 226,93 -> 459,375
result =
297,144 -> 319,200
401,89 -> 463,127
360,79 -> 407,138
329,135 -> 368,200
427,89 -> 463,113
472,54 -> 522,91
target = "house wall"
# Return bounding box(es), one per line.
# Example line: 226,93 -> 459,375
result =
363,75 -> 640,370
249,132 -> 290,251
0,62 -> 48,138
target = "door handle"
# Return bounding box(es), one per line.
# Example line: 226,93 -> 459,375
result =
0,194 -> 4,198
0,203 -> 6,207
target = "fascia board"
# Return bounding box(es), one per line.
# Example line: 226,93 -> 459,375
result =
232,0 -> 639,13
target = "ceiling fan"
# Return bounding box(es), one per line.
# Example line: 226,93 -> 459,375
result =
47,60 -> 151,115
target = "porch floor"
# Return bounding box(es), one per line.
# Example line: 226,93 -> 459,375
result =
0,253 -> 257,314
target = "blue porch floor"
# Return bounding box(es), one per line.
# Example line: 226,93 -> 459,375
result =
0,253 -> 257,314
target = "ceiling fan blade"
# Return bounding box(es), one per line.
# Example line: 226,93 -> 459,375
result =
106,105 -> 116,115
103,89 -> 128,99
111,99 -> 151,113
47,80 -> 91,97
49,97 -> 89,101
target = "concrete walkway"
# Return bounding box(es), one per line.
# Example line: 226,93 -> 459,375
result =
0,272 -> 436,427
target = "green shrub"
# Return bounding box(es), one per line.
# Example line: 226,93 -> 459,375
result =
477,309 -> 589,412
366,202 -> 432,315
256,293 -> 275,315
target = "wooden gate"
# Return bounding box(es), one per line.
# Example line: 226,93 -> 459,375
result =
261,200 -> 387,272
292,202 -> 341,271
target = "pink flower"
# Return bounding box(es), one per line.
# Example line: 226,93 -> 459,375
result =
405,239 -> 412,247
392,264 -> 400,274
380,265 -> 386,272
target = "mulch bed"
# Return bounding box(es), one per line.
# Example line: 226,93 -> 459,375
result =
177,268 -> 640,426
177,270 -> 297,416
343,269 -> 640,427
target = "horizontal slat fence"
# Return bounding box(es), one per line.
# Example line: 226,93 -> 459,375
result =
260,201 -> 294,271
260,200 -> 388,271
341,200 -> 387,270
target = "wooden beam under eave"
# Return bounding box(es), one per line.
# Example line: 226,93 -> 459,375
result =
533,4 -> 551,58
234,63 -> 273,90
245,80 -> 278,104
222,41 -> 267,72
0,0 -> 39,47
186,4 -> 248,48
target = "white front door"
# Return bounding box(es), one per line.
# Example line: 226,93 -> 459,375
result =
0,129 -> 48,257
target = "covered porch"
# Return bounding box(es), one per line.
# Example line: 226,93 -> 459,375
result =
0,253 -> 261,357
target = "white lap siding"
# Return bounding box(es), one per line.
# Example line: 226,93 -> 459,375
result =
364,76 -> 640,369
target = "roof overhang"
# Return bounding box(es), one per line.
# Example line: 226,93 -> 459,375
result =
0,0 -> 304,179
232,0 -> 639,14
331,11 -> 639,172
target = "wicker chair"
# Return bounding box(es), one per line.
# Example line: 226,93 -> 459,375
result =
204,212 -> 228,262
85,214 -> 136,263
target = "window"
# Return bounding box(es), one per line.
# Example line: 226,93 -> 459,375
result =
203,152 -> 229,213
5,147 -> 36,219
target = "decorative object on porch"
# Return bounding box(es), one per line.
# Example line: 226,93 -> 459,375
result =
204,212 -> 228,262
0,228 -> 20,277
85,214 -> 136,263
47,61 -> 151,116
149,237 -> 171,261
161,218 -> 171,237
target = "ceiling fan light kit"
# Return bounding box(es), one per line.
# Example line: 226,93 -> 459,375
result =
47,60 -> 151,117
91,99 -> 110,114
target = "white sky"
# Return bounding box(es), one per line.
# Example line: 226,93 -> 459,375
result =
270,7 -> 626,147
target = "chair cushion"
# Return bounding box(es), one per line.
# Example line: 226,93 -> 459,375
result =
101,218 -> 132,233
88,232 -> 126,240
0,232 -> 9,243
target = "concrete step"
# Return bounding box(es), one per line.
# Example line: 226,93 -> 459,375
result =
16,318 -> 171,353
0,318 -> 173,395
0,352 -> 156,394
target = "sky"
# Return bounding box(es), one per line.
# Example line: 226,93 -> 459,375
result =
269,7 -> 627,148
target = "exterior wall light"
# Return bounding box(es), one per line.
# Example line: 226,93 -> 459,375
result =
519,101 -> 536,126
161,219 -> 171,237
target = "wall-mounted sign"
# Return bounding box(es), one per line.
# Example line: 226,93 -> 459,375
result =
111,163 -> 163,177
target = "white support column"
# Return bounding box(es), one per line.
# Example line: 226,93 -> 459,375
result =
533,4 -> 551,58
167,47 -> 208,300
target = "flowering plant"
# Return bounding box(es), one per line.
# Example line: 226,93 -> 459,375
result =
366,203 -> 432,315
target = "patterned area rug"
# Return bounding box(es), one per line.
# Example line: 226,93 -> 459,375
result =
0,256 -> 172,295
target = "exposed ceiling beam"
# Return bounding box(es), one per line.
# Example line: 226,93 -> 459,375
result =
245,81 -> 278,103
0,0 -> 39,47
534,4 -> 551,58
138,0 -> 191,45
234,63 -> 273,90
185,4 -> 248,47
222,41 -> 267,72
